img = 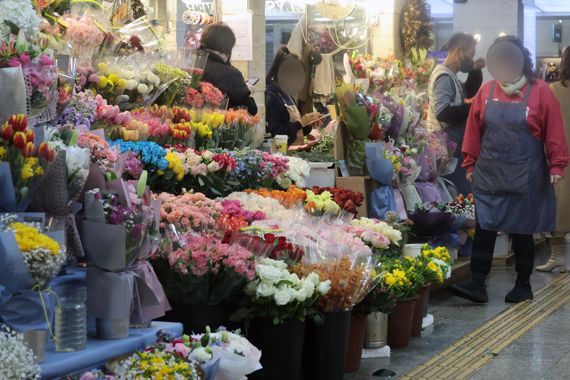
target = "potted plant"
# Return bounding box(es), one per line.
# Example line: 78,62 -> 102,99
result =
233,257 -> 331,380
381,257 -> 421,349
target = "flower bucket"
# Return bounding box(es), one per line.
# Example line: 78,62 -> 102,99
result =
304,309 -> 352,380
364,312 -> 388,348
403,243 -> 423,258
387,297 -> 416,349
345,313 -> 368,373
412,286 -> 430,337
247,318 -> 305,380
165,303 -> 235,335
96,318 -> 129,340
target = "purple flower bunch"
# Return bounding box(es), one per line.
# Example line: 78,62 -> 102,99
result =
58,90 -> 97,130
123,151 -> 144,178
382,94 -> 404,139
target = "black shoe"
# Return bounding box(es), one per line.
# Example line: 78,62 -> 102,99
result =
505,282 -> 533,303
451,280 -> 489,303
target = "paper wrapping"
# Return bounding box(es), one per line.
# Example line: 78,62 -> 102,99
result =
0,162 -> 37,212
81,220 -> 130,272
0,67 -> 27,123
86,268 -> 134,319
0,230 -> 58,332
129,260 -> 171,324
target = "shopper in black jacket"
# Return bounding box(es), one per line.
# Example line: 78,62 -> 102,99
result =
199,23 -> 258,116
266,47 -> 321,145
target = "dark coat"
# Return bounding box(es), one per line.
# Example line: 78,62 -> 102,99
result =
201,50 -> 258,115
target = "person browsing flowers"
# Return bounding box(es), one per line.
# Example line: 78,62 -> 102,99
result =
452,36 -> 569,304
266,47 -> 323,146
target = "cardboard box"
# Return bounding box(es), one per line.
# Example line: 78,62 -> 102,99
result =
335,176 -> 379,218
334,121 -> 349,161
306,163 -> 335,188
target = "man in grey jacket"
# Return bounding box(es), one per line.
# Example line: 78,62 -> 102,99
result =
427,33 -> 485,196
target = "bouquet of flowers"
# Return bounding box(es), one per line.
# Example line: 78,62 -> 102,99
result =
380,257 -> 421,300
82,188 -> 149,271
157,191 -> 222,233
336,84 -> 371,175
350,217 -> 403,248
153,63 -> 191,107
235,257 -> 330,325
0,214 -> 65,333
188,327 -> 262,380
186,81 -> 225,110
218,199 -> 266,232
0,326 -> 41,380
61,13 -> 106,64
78,131 -> 120,175
245,186 -> 306,209
114,347 -> 204,379
292,255 -> 377,313
304,189 -> 341,216
310,187 -> 364,215
226,148 -> 290,192
0,114 -> 56,211
154,233 -> 256,307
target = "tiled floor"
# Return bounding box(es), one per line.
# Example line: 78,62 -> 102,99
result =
346,245 -> 570,380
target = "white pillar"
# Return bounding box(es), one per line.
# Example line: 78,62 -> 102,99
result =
371,0 -> 406,58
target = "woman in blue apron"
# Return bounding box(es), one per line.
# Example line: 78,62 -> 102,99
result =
452,36 -> 569,304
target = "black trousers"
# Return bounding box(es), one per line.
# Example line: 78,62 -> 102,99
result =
471,224 -> 535,283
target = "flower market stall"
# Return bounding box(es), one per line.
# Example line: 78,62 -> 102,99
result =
0,1 -> 464,379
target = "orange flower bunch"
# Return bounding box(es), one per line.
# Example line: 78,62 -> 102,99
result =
293,256 -> 371,312
246,185 -> 306,208
225,109 -> 260,127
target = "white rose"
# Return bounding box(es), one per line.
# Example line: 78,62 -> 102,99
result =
189,347 -> 212,363
273,286 -> 293,306
202,150 -> 214,161
296,285 -> 310,302
301,281 -> 315,299
207,161 -> 220,172
256,282 -> 276,298
256,264 -> 284,283
274,288 -> 292,306
137,83 -> 149,94
306,272 -> 320,287
318,280 -> 331,295
125,79 -> 138,91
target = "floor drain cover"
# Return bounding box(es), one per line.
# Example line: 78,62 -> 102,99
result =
373,369 -> 397,377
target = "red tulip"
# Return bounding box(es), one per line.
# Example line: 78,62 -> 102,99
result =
8,114 -> 27,132
12,131 -> 27,149
22,141 -> 35,157
1,122 -> 13,141
38,142 -> 55,162
25,128 -> 34,143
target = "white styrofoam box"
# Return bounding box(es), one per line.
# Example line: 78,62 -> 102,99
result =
403,244 -> 423,258
305,162 -> 335,188
493,233 -> 511,257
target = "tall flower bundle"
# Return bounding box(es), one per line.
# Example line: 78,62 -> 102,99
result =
61,14 -> 105,63
351,217 -> 403,247
304,189 -> 341,216
0,326 -> 40,380
0,114 -> 56,208
155,234 -> 256,307
185,81 -> 225,109
57,90 -> 98,130
77,132 -> 119,174
218,199 -> 266,232
0,214 -> 65,288
83,188 -> 149,269
0,38 -> 57,115
0,0 -> 40,41
245,186 -> 307,208
157,192 -> 222,232
292,256 -> 377,313
237,257 -> 331,324
227,148 -> 289,191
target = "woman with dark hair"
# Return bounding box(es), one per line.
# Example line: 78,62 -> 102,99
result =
199,23 -> 258,115
536,46 -> 570,273
265,47 -> 322,145
452,36 -> 569,304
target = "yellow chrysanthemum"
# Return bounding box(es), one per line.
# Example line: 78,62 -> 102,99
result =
0,146 -> 6,160
165,152 -> 184,181
9,222 -> 61,255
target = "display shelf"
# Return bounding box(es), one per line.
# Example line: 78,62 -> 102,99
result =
40,322 -> 183,379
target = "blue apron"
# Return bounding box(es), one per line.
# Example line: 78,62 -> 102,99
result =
472,82 -> 555,234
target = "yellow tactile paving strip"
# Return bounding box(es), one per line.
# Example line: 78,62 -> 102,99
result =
402,274 -> 570,380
